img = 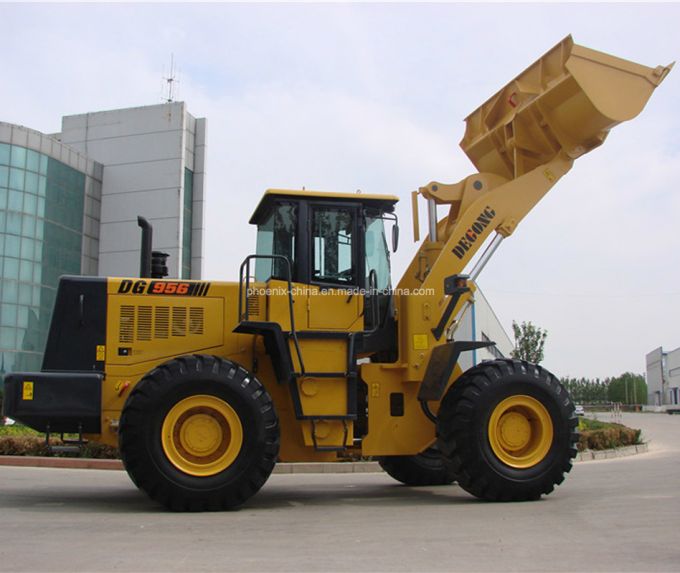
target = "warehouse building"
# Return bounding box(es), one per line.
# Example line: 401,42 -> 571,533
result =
646,346 -> 680,407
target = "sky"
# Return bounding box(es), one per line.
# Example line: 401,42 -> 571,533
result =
2,2 -> 679,380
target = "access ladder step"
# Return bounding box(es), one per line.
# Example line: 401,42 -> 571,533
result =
45,424 -> 86,457
310,419 -> 350,452
48,445 -> 83,455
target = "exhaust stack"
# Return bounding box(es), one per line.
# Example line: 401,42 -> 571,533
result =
137,216 -> 153,279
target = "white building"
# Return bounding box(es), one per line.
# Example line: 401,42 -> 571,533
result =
646,346 -> 680,406
456,287 -> 514,371
58,102 -> 206,279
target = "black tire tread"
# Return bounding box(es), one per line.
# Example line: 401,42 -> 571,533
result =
436,358 -> 578,502
119,354 -> 280,511
379,448 -> 457,486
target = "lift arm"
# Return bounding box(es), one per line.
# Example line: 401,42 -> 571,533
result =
397,35 -> 672,382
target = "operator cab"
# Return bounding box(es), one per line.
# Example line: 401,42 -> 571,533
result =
248,189 -> 399,352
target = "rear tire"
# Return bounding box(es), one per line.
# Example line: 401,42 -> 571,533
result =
436,359 -> 577,501
119,355 -> 279,511
379,447 -> 456,486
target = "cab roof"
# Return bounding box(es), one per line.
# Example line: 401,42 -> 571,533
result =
249,189 -> 399,225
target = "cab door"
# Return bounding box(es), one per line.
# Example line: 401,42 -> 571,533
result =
307,204 -> 362,330
363,212 -> 393,331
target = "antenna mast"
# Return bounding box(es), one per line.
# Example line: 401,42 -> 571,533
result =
163,54 -> 178,103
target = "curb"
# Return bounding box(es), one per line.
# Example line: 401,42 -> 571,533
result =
575,443 -> 648,462
0,456 -> 382,474
0,446 -> 647,472
0,456 -> 123,470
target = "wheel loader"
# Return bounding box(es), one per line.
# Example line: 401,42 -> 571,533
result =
3,36 -> 672,510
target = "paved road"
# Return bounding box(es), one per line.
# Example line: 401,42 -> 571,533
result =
0,412 -> 679,572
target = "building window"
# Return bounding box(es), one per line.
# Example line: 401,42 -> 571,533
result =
481,332 -> 505,359
182,168 -> 193,279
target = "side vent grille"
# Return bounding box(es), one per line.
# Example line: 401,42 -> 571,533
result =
189,307 -> 204,335
137,306 -> 152,341
155,307 -> 169,339
118,305 -> 205,343
120,306 -> 135,343
172,307 -> 187,337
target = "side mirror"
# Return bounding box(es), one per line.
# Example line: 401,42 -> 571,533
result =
392,223 -> 399,252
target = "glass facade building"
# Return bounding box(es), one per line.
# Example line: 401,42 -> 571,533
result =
0,124 -> 102,385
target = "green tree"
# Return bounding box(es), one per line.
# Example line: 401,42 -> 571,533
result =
560,376 -> 608,403
607,372 -> 647,405
511,320 -> 548,364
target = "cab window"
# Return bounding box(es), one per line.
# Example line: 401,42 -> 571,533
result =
255,203 -> 297,282
311,207 -> 356,286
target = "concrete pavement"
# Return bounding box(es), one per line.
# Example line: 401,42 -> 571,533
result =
0,412 -> 678,572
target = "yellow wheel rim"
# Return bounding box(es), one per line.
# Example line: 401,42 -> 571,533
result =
488,395 -> 553,469
161,395 -> 243,477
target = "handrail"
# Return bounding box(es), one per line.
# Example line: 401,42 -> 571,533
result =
237,254 -> 305,374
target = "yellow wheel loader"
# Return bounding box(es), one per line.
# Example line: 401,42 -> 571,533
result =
3,37 -> 672,510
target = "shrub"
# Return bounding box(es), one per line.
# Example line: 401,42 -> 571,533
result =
80,441 -> 119,459
0,435 -> 51,456
577,421 -> 642,451
0,432 -> 119,458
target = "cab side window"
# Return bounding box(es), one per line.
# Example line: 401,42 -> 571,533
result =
255,203 -> 297,281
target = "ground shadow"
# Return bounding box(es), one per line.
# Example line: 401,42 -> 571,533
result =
0,471 -> 485,514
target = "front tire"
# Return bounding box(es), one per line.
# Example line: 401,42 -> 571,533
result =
119,355 -> 279,511
379,447 -> 456,486
436,359 -> 577,501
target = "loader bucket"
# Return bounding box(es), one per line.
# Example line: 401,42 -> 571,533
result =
461,36 -> 673,179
